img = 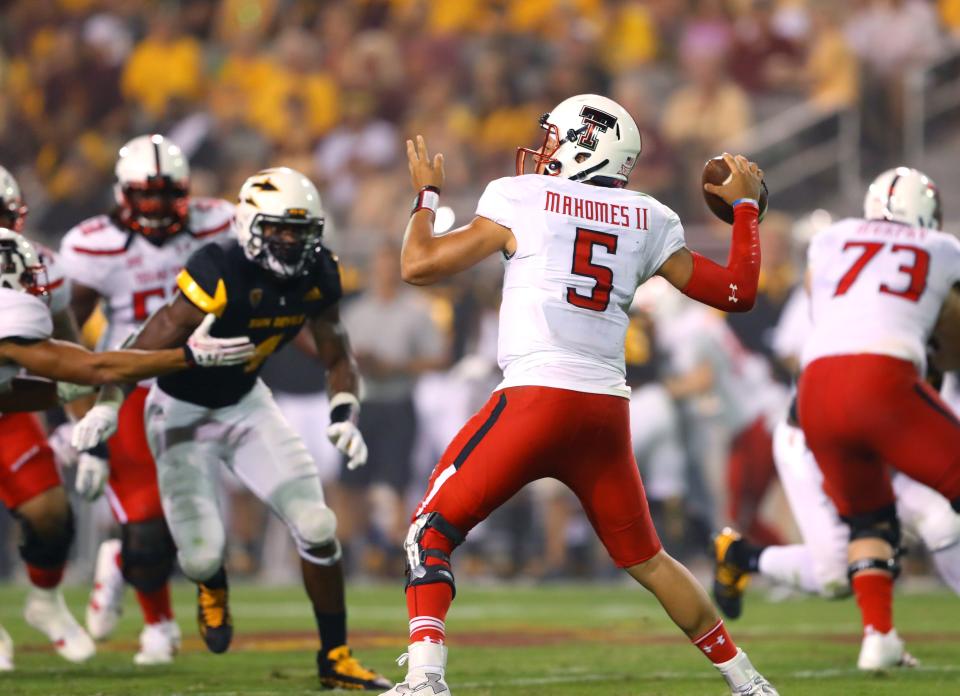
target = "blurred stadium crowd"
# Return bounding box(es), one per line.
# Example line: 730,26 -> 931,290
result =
2,0 -> 959,583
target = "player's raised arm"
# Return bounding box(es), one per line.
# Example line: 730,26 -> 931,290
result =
401,135 -> 516,285
656,153 -> 763,313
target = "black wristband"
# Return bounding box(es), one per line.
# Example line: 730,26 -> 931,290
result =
329,403 -> 355,424
86,442 -> 110,459
182,344 -> 197,368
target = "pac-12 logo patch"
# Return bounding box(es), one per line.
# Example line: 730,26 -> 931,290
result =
577,106 -> 618,151
249,287 -> 263,307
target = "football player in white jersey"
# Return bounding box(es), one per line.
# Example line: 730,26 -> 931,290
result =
58,135 -> 234,664
795,167 -> 960,671
714,238 -> 960,666
380,94 -> 778,696
0,228 -> 253,671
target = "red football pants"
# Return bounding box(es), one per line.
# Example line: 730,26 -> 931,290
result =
0,412 -> 61,509
415,386 -> 662,568
798,354 -> 960,518
105,387 -> 163,523
727,416 -> 783,545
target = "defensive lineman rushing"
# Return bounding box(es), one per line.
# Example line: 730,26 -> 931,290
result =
796,167 -> 960,670
73,166 -> 389,690
59,134 -> 234,664
0,228 -> 254,671
381,94 -> 778,695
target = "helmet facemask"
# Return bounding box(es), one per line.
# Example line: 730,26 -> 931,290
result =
0,200 -> 27,233
246,212 -> 325,280
117,178 -> 189,245
0,236 -> 50,302
516,114 -> 565,177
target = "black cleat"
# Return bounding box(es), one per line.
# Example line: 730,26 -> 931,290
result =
318,645 -> 391,691
713,527 -> 750,620
197,580 -> 232,654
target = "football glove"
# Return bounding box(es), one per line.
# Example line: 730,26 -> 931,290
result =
184,314 -> 257,367
326,392 -> 367,470
72,403 -> 119,451
75,452 -> 109,501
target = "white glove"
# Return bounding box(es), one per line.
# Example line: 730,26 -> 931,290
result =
327,421 -> 368,470
57,381 -> 95,404
71,404 -> 119,451
185,314 -> 257,367
75,453 -> 109,501
48,423 -> 79,468
326,392 -> 367,470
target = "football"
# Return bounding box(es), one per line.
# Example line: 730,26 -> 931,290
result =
702,155 -> 769,224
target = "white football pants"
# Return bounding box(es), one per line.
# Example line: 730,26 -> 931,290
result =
629,384 -> 686,502
145,380 -> 337,582
759,420 -> 960,596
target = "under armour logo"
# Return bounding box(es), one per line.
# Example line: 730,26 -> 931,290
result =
703,635 -> 726,654
396,673 -> 446,694
728,283 -> 739,303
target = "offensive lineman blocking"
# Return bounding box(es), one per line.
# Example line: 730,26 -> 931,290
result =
381,94 -> 778,696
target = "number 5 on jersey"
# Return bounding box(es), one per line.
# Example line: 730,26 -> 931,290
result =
566,227 -> 618,312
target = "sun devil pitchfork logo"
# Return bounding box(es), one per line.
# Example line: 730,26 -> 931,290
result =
576,105 -> 618,151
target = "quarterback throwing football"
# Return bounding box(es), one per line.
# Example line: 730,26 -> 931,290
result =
381,94 -> 778,696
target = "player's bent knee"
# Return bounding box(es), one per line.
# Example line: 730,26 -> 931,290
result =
915,506 -> 960,552
14,505 -> 75,568
178,545 -> 224,583
290,505 -> 337,548
121,519 -> 176,593
843,505 -> 902,580
404,512 -> 465,598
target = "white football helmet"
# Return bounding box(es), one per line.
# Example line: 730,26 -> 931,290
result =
0,227 -> 49,301
0,165 -> 27,232
114,134 -> 190,244
517,94 -> 642,187
234,167 -> 325,278
864,167 -> 942,230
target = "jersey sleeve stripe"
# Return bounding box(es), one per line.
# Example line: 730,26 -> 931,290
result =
176,270 -> 227,317
191,220 -> 231,239
68,246 -> 128,256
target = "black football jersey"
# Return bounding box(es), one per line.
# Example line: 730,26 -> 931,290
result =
157,243 -> 342,408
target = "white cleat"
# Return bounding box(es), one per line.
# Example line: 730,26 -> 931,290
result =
24,588 -> 96,663
134,620 -> 181,665
716,648 -> 779,696
0,624 -> 14,671
857,627 -> 918,671
86,539 -> 125,640
380,641 -> 451,695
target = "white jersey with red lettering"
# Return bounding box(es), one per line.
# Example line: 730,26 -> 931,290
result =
0,288 -> 52,388
58,198 -> 234,350
802,218 -> 960,373
477,174 -> 686,398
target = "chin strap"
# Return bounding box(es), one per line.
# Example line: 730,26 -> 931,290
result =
681,201 -> 760,312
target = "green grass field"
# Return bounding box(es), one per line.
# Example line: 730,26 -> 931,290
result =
0,582 -> 957,695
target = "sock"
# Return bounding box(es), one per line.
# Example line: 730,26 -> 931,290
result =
728,538 -> 765,573
136,585 -> 173,625
851,572 -> 893,634
26,563 -> 64,589
407,527 -> 455,645
201,566 -> 227,590
314,610 -> 347,655
692,619 -> 739,664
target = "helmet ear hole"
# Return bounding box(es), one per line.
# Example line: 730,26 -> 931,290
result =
574,153 -> 591,164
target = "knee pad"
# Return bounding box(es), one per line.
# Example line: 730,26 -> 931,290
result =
120,519 -> 176,593
843,505 -> 901,548
15,506 -> 75,568
289,505 -> 337,548
177,544 -> 224,583
915,505 -> 960,552
404,512 -> 465,598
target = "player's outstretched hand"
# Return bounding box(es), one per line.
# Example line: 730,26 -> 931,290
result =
72,403 -> 119,451
703,153 -> 763,205
75,453 -> 109,502
406,135 -> 445,192
327,421 -> 369,470
185,314 -> 256,367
